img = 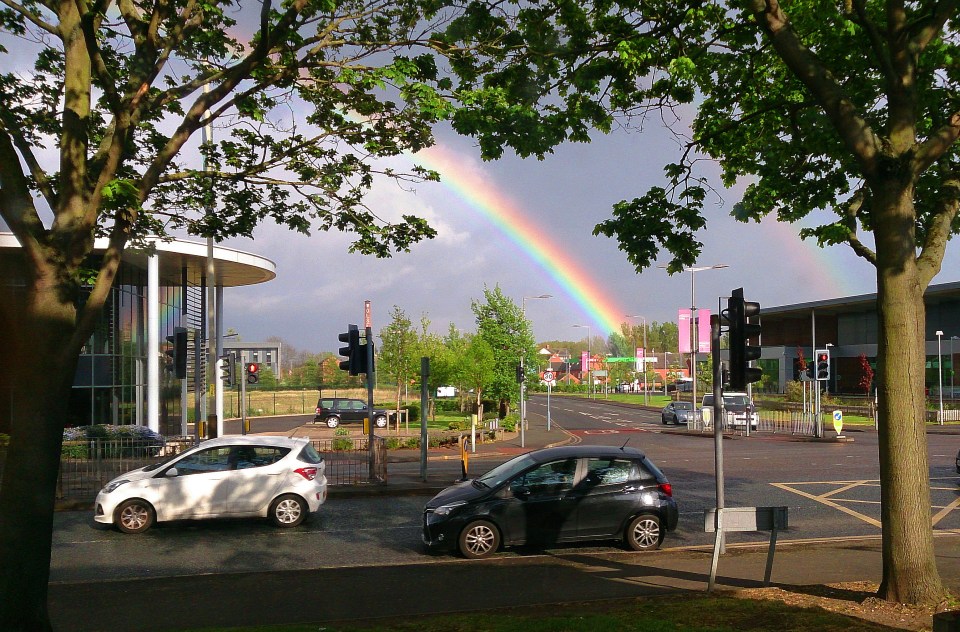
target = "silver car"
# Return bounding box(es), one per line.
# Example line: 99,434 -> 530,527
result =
95,436 -> 327,534
661,401 -> 697,425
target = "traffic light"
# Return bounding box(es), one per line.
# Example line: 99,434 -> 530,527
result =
165,327 -> 187,379
220,355 -> 234,387
246,362 -> 260,385
516,363 -> 525,383
815,349 -> 831,381
726,287 -> 762,390
338,324 -> 369,376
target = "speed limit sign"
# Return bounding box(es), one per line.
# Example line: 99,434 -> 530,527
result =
543,370 -> 555,381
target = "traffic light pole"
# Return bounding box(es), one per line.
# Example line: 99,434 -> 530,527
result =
240,352 -> 247,436
710,313 -> 726,565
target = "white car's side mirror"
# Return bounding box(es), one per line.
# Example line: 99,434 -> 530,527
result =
165,467 -> 179,477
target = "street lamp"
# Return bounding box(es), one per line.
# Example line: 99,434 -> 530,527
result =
520,294 -> 551,447
625,314 -> 649,405
936,330 -> 944,424
658,263 -> 729,412
572,324 -> 592,398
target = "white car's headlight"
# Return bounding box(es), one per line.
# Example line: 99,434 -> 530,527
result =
434,501 -> 466,516
102,479 -> 130,494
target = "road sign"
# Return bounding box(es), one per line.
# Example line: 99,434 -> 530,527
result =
543,370 -> 555,381
833,410 -> 844,435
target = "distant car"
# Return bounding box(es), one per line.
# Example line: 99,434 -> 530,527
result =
314,397 -> 389,429
955,448 -> 959,474
422,445 -> 678,559
701,392 -> 759,430
661,401 -> 697,425
95,436 -> 327,534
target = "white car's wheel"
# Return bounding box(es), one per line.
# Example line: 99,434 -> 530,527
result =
270,494 -> 307,528
115,499 -> 155,534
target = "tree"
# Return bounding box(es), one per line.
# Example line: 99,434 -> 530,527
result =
471,286 -> 534,417
859,354 -> 876,396
0,1 -> 519,627
378,306 -> 418,423
444,0 -> 956,605
461,334 -> 496,417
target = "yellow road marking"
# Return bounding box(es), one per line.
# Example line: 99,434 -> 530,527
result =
771,482 -> 882,528
772,477 -> 960,529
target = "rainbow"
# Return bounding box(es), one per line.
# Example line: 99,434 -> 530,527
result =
415,145 -> 626,335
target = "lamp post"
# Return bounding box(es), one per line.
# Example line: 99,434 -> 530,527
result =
520,294 -> 551,448
659,263 -> 728,412
625,314 -> 649,405
936,330 -> 944,424
573,324 -> 592,398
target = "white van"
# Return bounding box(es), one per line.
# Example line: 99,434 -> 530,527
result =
700,392 -> 759,430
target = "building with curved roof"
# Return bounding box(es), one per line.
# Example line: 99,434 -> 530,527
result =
0,232 -> 275,436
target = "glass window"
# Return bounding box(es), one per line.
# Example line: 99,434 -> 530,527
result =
511,459 -> 577,495
174,447 -> 232,475
585,458 -> 634,486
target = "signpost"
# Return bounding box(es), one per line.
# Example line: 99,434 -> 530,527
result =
543,370 -> 555,431
833,410 -> 844,437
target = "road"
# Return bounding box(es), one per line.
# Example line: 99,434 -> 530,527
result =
49,396 -> 960,585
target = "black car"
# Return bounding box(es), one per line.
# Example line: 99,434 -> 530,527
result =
422,445 -> 678,559
314,397 -> 389,429
955,448 -> 959,474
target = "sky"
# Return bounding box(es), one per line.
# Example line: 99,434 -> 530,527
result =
216,117 -> 951,354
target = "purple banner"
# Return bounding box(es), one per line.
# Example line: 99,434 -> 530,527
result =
698,309 -> 711,353
678,309 -> 692,354
636,347 -> 645,372
581,351 -> 589,375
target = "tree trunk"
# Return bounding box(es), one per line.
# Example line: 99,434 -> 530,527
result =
873,187 -> 949,604
0,283 -> 80,630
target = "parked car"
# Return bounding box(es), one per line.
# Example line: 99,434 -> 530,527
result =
314,397 -> 389,429
95,436 -> 327,534
661,401 -> 697,425
955,447 -> 959,474
700,392 -> 759,430
422,445 -> 678,559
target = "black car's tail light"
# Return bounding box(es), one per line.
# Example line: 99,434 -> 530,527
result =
658,482 -> 673,497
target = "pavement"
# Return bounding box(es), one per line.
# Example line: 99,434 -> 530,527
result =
45,414 -> 960,631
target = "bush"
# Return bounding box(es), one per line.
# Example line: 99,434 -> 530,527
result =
501,413 -> 519,432
434,399 -> 461,413
405,403 -> 420,423
62,425 -> 165,457
330,427 -> 354,451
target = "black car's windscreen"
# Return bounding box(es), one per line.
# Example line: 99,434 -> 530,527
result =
476,452 -> 539,488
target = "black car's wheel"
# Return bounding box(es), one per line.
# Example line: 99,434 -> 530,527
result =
115,499 -> 155,534
270,494 -> 307,528
661,415 -> 668,425
374,415 -> 387,428
325,416 -> 340,429
458,520 -> 500,559
625,514 -> 663,551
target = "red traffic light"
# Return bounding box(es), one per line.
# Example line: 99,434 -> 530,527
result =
247,363 -> 259,373
817,353 -> 828,362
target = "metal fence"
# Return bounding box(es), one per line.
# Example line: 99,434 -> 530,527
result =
0,435 -> 388,502
685,409 -> 819,436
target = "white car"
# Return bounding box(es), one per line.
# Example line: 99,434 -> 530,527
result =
95,436 -> 327,534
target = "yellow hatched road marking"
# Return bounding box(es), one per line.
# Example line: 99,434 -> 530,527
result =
772,477 -> 960,529
771,482 -> 882,528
